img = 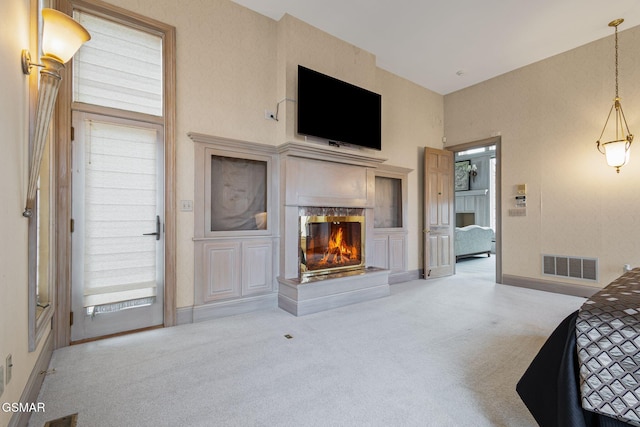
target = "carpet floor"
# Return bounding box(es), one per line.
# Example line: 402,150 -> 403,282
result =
29,258 -> 585,427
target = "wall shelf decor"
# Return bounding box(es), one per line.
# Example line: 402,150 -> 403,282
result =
455,160 -> 470,191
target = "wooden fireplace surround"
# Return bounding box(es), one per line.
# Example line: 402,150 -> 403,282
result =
189,133 -> 392,319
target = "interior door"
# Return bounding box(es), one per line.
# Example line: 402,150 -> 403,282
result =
424,147 -> 455,278
71,113 -> 164,341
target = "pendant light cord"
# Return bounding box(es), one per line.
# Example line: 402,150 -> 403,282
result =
614,24 -> 619,99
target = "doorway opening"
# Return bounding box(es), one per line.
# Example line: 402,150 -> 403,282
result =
448,137 -> 502,283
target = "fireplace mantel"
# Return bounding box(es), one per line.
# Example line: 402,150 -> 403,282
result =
278,141 -> 387,168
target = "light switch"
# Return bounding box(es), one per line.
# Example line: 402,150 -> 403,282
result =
180,200 -> 193,212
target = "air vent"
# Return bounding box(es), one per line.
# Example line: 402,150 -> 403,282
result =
543,254 -> 598,281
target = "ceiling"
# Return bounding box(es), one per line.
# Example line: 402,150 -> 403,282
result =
231,0 -> 640,95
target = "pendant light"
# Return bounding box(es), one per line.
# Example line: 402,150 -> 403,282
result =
596,19 -> 633,174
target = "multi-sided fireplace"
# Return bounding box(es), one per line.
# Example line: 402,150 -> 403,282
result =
299,207 -> 365,278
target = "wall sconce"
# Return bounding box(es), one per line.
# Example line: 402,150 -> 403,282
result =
21,8 -> 90,217
596,19 -> 633,174
467,164 -> 478,181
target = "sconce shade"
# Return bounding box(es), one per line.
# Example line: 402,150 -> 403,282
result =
42,8 -> 91,64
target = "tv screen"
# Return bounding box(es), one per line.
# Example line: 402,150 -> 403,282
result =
297,65 -> 381,151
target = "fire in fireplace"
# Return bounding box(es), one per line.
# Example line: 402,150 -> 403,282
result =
299,207 -> 365,277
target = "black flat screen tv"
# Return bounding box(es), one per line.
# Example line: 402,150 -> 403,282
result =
297,65 -> 381,151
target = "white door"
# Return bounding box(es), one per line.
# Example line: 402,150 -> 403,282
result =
71,113 -> 164,341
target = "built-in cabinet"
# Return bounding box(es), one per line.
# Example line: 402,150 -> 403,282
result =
186,133 -> 412,321
190,133 -> 279,320
198,239 -> 275,303
371,164 -> 412,283
455,189 -> 489,227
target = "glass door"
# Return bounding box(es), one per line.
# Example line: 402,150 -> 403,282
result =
71,113 -> 164,341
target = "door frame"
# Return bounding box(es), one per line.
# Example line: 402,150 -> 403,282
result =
52,0 -> 177,348
446,136 -> 502,284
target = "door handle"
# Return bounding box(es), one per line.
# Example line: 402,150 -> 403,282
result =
143,215 -> 161,241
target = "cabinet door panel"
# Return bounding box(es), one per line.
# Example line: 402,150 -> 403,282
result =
202,242 -> 241,302
371,236 -> 389,269
242,240 -> 273,295
389,235 -> 406,273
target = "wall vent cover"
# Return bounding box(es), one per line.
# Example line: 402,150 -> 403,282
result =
543,254 -> 598,281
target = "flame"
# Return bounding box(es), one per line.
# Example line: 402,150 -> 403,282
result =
303,222 -> 362,272
320,225 -> 359,265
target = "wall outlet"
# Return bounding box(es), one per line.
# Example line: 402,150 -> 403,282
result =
6,354 -> 11,384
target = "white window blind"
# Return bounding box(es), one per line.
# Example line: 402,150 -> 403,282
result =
73,11 -> 163,116
83,120 -> 158,308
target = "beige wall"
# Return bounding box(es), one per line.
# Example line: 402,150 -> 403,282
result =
101,0 -> 443,307
1,1 -> 51,425
444,25 -> 640,288
375,68 -> 443,273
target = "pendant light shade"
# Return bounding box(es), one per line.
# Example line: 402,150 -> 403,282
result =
596,19 -> 633,174
602,139 -> 631,169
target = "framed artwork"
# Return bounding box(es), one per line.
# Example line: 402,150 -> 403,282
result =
454,160 -> 470,191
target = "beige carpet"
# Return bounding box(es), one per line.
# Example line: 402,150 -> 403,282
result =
29,258 -> 585,427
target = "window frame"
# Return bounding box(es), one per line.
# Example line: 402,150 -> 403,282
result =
27,0 -> 55,353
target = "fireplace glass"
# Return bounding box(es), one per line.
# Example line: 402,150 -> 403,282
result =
299,208 -> 365,277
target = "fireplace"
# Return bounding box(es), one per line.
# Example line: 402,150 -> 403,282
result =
299,207 -> 365,278
277,143 -> 389,316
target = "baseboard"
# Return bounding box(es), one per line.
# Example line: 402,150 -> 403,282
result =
9,332 -> 54,427
176,306 -> 194,325
186,293 -> 278,324
502,274 -> 599,298
389,269 -> 420,284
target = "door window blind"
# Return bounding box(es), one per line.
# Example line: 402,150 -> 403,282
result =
83,120 -> 158,307
72,11 -> 163,116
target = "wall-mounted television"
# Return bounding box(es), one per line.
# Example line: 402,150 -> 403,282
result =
297,65 -> 382,151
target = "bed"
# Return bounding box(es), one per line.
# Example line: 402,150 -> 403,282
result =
517,268 -> 640,427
